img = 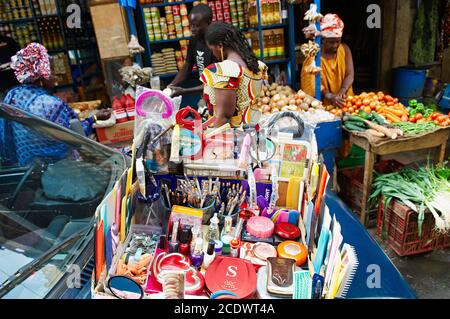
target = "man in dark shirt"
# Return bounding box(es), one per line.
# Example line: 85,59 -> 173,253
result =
0,35 -> 20,97
168,4 -> 216,97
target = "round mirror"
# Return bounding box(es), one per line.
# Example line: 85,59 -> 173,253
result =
107,276 -> 144,300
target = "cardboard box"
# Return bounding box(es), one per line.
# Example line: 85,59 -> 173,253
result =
96,120 -> 135,145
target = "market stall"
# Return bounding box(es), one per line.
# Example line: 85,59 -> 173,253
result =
89,84 -> 418,300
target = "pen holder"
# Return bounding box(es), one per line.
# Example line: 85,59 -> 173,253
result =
189,198 -> 216,225
218,206 -> 240,227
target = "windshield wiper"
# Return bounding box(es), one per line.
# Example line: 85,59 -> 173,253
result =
0,224 -> 92,299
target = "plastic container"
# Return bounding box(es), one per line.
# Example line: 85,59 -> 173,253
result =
393,67 -> 427,99
377,198 -> 450,256
338,160 -> 404,227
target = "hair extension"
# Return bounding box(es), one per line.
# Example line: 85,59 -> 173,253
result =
205,22 -> 260,74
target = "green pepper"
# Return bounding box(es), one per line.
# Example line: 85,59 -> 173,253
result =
424,109 -> 433,118
416,104 -> 425,114
410,109 -> 418,117
409,99 -> 418,107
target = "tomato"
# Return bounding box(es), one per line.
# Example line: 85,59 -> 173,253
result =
364,106 -> 372,114
370,102 -> 377,110
415,113 -> 423,120
386,102 -> 394,107
342,107 -> 348,113
434,120 -> 441,125
355,100 -> 363,107
431,112 -> 440,120
439,121 -> 448,127
348,107 -> 355,113
385,95 -> 394,102
351,98 -> 357,105
409,117 -> 417,123
346,102 -> 352,108
437,115 -> 447,123
393,98 -> 399,103
347,96 -> 354,101
363,99 -> 371,106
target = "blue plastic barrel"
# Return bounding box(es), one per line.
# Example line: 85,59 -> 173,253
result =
393,67 -> 427,99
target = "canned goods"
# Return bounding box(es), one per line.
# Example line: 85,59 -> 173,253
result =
215,1 -> 222,11
155,33 -> 162,41
168,24 -> 176,32
180,4 -> 188,16
172,5 -> 181,16
174,15 -> 181,23
181,16 -> 189,27
166,15 -> 174,24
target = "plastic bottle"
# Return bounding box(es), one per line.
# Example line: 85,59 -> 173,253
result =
190,237 -> 204,269
268,31 -> 277,60
124,94 -> 135,121
206,213 -> 220,243
221,216 -> 234,255
112,96 -> 128,123
202,240 -> 216,269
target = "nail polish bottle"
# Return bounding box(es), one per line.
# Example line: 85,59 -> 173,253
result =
179,226 -> 192,256
190,237 -> 204,269
202,240 -> 216,270
168,220 -> 180,253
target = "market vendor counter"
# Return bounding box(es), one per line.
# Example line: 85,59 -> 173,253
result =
324,191 -> 415,299
344,127 -> 450,226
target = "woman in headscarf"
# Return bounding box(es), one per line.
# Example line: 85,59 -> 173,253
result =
301,14 -> 354,107
0,43 -> 110,166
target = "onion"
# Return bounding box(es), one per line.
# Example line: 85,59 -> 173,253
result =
262,97 -> 270,104
277,100 -> 287,108
311,100 -> 321,108
296,98 -> 303,106
300,103 -> 309,111
289,99 -> 296,106
273,94 -> 281,102
297,91 -> 307,99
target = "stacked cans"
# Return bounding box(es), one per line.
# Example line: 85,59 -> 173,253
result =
228,0 -> 248,29
144,4 -> 191,42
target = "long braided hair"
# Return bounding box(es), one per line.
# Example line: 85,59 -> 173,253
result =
205,21 -> 260,74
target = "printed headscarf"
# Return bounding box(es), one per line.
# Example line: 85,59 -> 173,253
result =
10,42 -> 51,83
320,14 -> 345,38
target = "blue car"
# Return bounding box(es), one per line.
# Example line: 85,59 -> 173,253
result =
0,103 -> 128,299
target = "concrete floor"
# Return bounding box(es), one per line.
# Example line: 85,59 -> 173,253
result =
359,145 -> 450,299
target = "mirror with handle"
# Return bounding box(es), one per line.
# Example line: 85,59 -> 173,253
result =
107,276 -> 144,299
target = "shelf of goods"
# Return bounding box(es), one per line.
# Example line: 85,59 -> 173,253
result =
136,0 -> 296,87
0,0 -> 103,99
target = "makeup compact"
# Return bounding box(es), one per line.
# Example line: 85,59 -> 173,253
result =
274,223 -> 301,240
205,256 -> 257,299
277,241 -> 308,266
246,216 -> 275,238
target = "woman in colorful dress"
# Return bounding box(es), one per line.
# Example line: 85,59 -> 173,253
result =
201,22 -> 268,128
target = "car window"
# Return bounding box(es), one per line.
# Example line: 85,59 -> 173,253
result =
0,103 -> 127,298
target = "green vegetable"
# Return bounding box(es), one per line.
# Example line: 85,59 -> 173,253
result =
416,104 -> 425,114
370,165 -> 450,238
409,99 -> 418,107
346,121 -> 367,128
410,109 -> 418,117
424,109 -> 434,118
344,122 -> 366,132
345,115 -> 366,123
371,111 -> 386,125
358,110 -> 371,120
393,121 -> 439,135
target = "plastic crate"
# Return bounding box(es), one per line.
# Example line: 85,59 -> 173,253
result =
338,160 -> 404,227
377,198 -> 450,256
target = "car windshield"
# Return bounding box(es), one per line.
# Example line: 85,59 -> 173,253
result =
0,103 -> 127,298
